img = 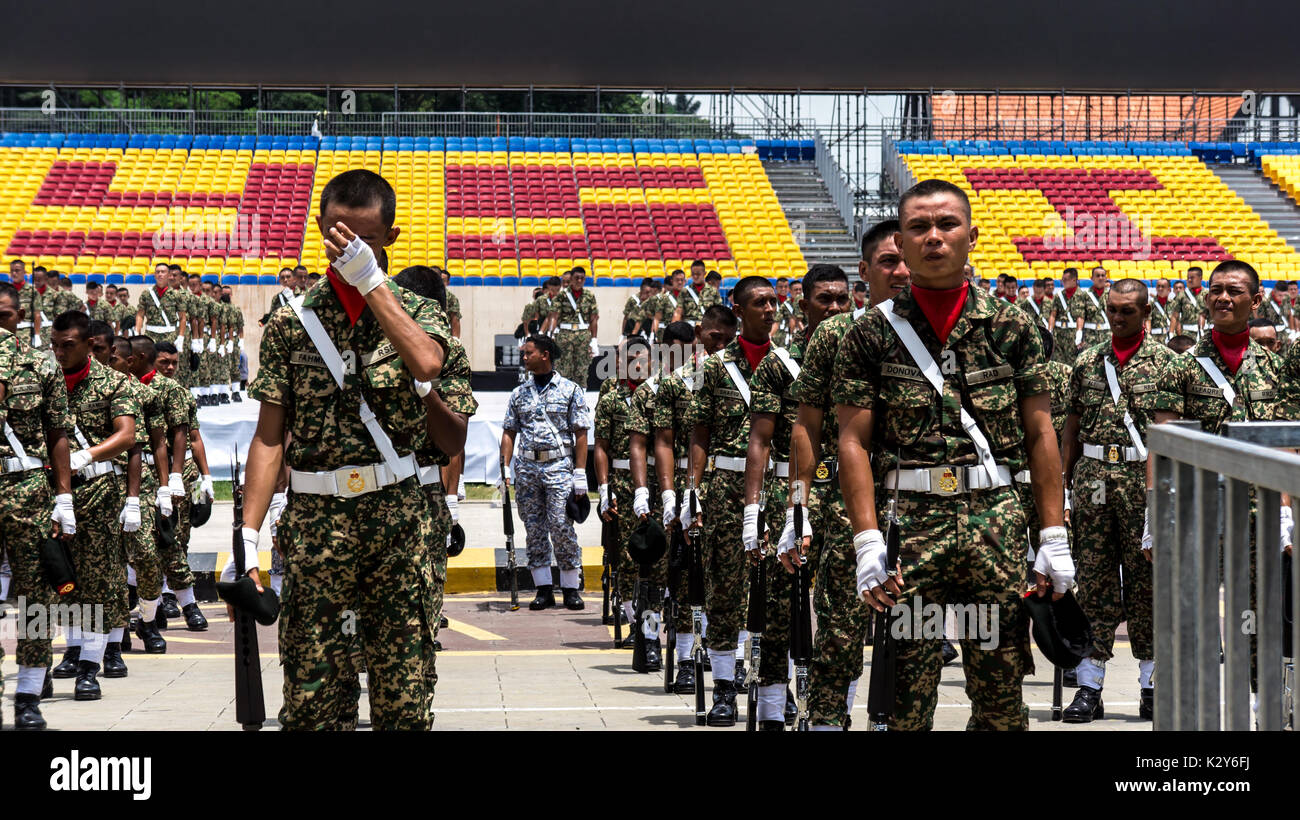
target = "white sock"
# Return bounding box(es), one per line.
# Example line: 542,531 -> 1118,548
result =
1076,658 -> 1106,690
66,625 -> 83,649
190,387 -> 200,399
140,597 -> 159,622
0,575 -> 9,600
676,633 -> 694,661
175,586 -> 196,607
108,627 -> 124,642
1138,659 -> 1154,688
736,629 -> 750,660
271,575 -> 283,595
758,683 -> 786,721
846,679 -> 860,714
709,649 -> 735,684
126,565 -> 137,586
230,382 -> 240,393
81,632 -> 108,664
458,476 -> 467,500
530,566 -> 552,588
559,568 -> 580,589
17,665 -> 45,695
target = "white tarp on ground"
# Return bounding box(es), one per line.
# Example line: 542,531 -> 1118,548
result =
199,390 -> 598,481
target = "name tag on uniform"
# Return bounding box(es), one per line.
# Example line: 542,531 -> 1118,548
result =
1248,389 -> 1276,401
290,351 -> 326,367
1131,383 -> 1157,394
717,387 -> 744,401
966,363 -> 1014,385
881,362 -> 926,382
361,343 -> 397,368
1187,384 -> 1224,398
79,400 -> 108,411
9,382 -> 40,395
1082,378 -> 1107,391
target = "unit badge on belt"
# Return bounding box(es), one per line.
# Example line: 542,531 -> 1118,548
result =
1106,445 -> 1120,463
347,470 -> 366,494
937,467 -> 960,494
814,462 -> 830,481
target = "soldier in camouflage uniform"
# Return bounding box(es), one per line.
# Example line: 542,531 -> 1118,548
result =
114,289 -> 135,340
655,270 -> 705,334
182,274 -> 207,396
1016,277 -> 1051,331
1148,278 -> 1174,345
595,339 -> 663,669
772,277 -> 795,348
686,260 -> 721,311
1070,266 -> 1111,351
0,284 -> 74,729
620,279 -> 651,339
222,286 -> 245,398
1255,283 -> 1291,353
11,261 -> 45,348
86,282 -> 114,326
437,268 -> 462,339
245,170 -> 451,731
46,274 -> 83,317
134,264 -> 187,374
547,268 -> 599,386
1047,267 -> 1079,366
833,180 -> 1073,731
787,220 -> 908,729
1060,279 -> 1179,722
49,310 -> 141,701
647,310 -> 736,692
1170,272 -> 1206,339
686,275 -> 779,726
744,264 -> 851,730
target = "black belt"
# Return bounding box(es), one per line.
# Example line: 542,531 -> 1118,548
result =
812,458 -> 838,484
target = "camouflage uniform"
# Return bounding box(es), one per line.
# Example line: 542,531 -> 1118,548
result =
151,374 -> 199,591
620,295 -> 646,337
67,358 -> 139,638
1069,337 -> 1178,667
17,284 -> 45,347
1255,293 -> 1290,351
413,336 -> 477,698
1070,286 -> 1111,350
773,299 -> 798,348
692,283 -> 722,310
552,286 -> 598,386
790,311 -> 868,726
445,291 -> 462,330
1015,359 -> 1073,557
250,279 -> 449,731
503,371 -> 591,579
113,299 -> 135,338
1016,296 -> 1050,331
0,329 -> 68,676
183,290 -> 209,391
137,284 -> 186,349
653,357 -> 706,639
49,289 -> 84,317
596,381 -> 663,605
689,341 -> 762,656
1148,296 -> 1174,345
227,301 -> 245,387
1171,289 -> 1205,338
121,375 -> 167,606
832,285 -> 1047,731
1047,289 -> 1079,366
87,299 -> 117,327
657,288 -> 703,329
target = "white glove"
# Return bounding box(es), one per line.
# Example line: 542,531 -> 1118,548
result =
1281,506 -> 1293,552
413,378 -> 433,398
69,449 -> 93,473
155,486 -> 173,517
572,470 -> 588,495
226,341 -> 234,355
267,491 -> 288,536
742,503 -> 761,553
119,497 -> 141,533
199,474 -> 214,502
661,490 -> 677,528
220,526 -> 261,581
1141,508 -> 1153,553
168,471 -> 185,498
51,493 -> 76,535
207,337 -> 217,353
1033,526 -> 1075,593
778,504 -> 812,556
32,333 -> 40,347
175,335 -> 185,349
1074,328 -> 1084,346
598,483 -> 610,515
632,486 -> 650,518
679,496 -> 694,531
1064,488 -> 1072,512
190,338 -> 202,354
589,338 -> 599,357
238,338 -> 245,351
331,234 -> 387,295
446,493 -> 459,523
854,529 -> 889,598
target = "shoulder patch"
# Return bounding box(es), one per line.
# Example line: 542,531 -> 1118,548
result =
290,350 -> 326,367
1187,383 -> 1225,398
881,362 -> 926,382
966,363 -> 1014,385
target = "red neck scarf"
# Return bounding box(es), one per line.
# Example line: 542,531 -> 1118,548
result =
64,357 -> 91,392
910,282 -> 969,344
1064,285 -> 1078,299
737,336 -> 770,371
777,294 -> 787,303
327,267 -> 368,325
1190,285 -> 1202,297
1033,296 -> 1044,305
1092,285 -> 1105,298
692,282 -> 704,293
572,286 -> 583,299
1112,330 -> 1144,367
1212,328 -> 1249,374
1274,292 -> 1285,304
853,297 -> 865,309
154,284 -> 167,296
140,369 -> 157,385
1157,295 -> 1168,306
36,284 -> 46,294
12,278 -> 23,290
86,298 -> 97,308
106,298 -> 116,306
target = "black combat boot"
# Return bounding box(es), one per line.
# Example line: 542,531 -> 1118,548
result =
734,659 -> 749,693
182,602 -> 208,631
154,608 -> 168,631
439,615 -> 449,629
160,592 -> 181,620
784,688 -> 797,726
135,618 -> 167,654
673,659 -> 696,694
42,668 -> 53,699
1062,666 -> 1078,688
706,679 -> 738,727
562,588 -> 584,610
1139,687 -> 1154,720
232,391 -> 243,403
52,646 -> 80,678
14,694 -> 46,730
529,585 -> 556,611
643,637 -> 662,672
1062,686 -> 1104,723
102,642 -> 128,677
941,638 -> 959,666
74,661 -> 102,701
758,720 -> 785,731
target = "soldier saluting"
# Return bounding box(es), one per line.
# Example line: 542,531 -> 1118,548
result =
834,179 -> 1074,730
244,169 -> 450,731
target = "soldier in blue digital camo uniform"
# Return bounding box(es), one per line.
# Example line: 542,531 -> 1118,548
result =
686,275 -> 779,727
744,263 -> 851,730
501,333 -> 591,611
834,180 -> 1075,731
245,170 -> 451,731
785,220 -> 909,729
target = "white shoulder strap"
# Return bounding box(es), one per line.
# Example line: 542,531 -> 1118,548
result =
878,299 -> 1001,479
646,375 -> 659,395
289,296 -> 414,480
1194,356 -> 1237,408
1086,290 -> 1111,330
771,346 -> 801,380
665,292 -> 678,309
1056,291 -> 1073,322
684,286 -> 701,306
148,288 -> 171,328
563,290 -> 589,329
717,351 -> 752,407
1027,298 -> 1041,317
673,362 -> 697,392
1153,299 -> 1167,319
3,421 -> 29,461
1102,357 -> 1149,459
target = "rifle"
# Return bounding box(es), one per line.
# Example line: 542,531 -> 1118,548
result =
687,475 -> 706,726
229,454 -> 265,731
663,517 -> 685,693
603,513 -> 623,647
1051,666 -> 1064,721
500,460 -> 518,611
631,554 -> 648,670
866,466 -> 902,731
789,479 -> 812,731
601,542 -> 613,626
745,558 -> 766,731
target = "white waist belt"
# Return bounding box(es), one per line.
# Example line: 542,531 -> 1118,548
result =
1,455 -> 43,474
559,322 -> 588,331
611,456 -> 655,470
1150,327 -> 1167,335
417,463 -> 442,486
1082,443 -> 1145,463
770,460 -> 790,478
16,321 -> 32,329
884,464 -> 1012,495
290,454 -> 418,498
1013,469 -> 1031,483
79,461 -> 123,481
143,453 -> 155,466
145,324 -> 176,334
1082,322 -> 1102,330
709,455 -> 746,472
676,457 -> 688,469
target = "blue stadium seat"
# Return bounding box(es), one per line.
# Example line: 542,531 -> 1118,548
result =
463,276 -> 483,286
201,274 -> 220,285
220,275 -> 239,285
612,277 -> 633,287
258,275 -> 280,285
238,275 -> 259,285
582,276 -> 595,287
482,275 -> 502,286
449,276 -> 465,287
500,275 -> 520,286
520,276 -> 540,287
125,274 -> 144,284
86,273 -> 105,284
70,274 -> 86,284
105,273 -> 124,284
595,277 -> 614,287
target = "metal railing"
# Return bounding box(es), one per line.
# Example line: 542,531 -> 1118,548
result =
814,132 -> 855,238
883,115 -> 1300,144
880,131 -> 915,197
1149,420 -> 1300,731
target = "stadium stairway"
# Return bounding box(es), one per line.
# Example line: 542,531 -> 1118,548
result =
763,160 -> 859,270
1209,165 -> 1300,252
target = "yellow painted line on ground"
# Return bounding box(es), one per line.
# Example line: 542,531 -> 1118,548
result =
442,617 -> 506,642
